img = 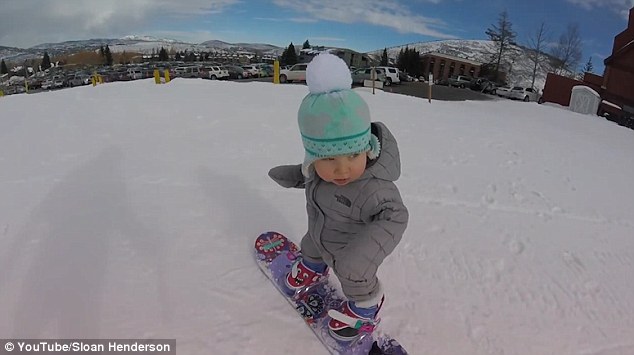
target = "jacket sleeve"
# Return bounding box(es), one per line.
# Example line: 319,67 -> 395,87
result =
268,164 -> 306,189
335,186 -> 409,279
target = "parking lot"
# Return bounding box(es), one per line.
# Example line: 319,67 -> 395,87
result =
384,81 -> 495,101
3,73 -> 497,102
247,77 -> 496,101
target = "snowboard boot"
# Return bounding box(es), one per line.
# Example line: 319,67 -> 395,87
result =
328,297 -> 384,342
280,257 -> 328,296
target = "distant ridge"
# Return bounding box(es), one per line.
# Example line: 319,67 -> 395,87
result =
0,36 -> 285,63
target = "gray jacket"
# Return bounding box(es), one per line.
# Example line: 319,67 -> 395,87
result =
269,122 -> 408,281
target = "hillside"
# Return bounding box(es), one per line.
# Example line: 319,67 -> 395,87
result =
370,39 -> 557,89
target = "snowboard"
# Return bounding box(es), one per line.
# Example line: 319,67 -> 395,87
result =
254,231 -> 408,355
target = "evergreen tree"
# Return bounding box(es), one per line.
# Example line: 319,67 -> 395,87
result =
302,40 -> 311,49
581,56 -> 594,74
40,52 -> 51,70
175,52 -> 182,61
1,59 -> 8,75
396,47 -> 421,77
158,47 -> 169,61
104,45 -> 113,66
485,10 -> 517,82
380,48 -> 389,66
395,48 -> 405,74
281,42 -> 298,65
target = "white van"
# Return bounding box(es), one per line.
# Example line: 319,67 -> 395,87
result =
174,66 -> 202,78
127,68 -> 143,80
375,66 -> 400,85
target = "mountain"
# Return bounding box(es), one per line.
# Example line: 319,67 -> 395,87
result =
369,39 -> 558,89
0,37 -> 285,63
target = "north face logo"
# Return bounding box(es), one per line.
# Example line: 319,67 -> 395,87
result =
335,194 -> 351,207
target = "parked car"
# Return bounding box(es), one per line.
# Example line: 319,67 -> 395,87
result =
398,70 -> 414,82
470,78 -> 497,94
68,73 -> 91,87
279,63 -> 308,83
203,65 -> 229,80
448,75 -> 473,88
174,66 -> 202,78
375,66 -> 400,85
351,68 -> 389,86
223,65 -> 249,79
42,75 -> 64,89
259,64 -> 274,77
241,65 -> 260,78
127,68 -> 144,80
0,84 -> 26,95
509,86 -> 540,102
496,85 -> 513,98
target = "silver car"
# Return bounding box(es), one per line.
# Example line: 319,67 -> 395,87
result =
351,68 -> 389,86
279,63 -> 307,83
496,85 -> 513,98
509,86 -> 539,102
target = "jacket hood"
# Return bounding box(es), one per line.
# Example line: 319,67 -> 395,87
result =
362,121 -> 401,182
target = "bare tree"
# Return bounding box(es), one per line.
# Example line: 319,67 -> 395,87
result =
527,22 -> 550,90
486,10 -> 517,82
551,23 -> 583,77
504,47 -> 522,80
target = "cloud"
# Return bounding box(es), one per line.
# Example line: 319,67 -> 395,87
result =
0,0 -> 240,48
566,0 -> 634,19
271,0 -> 456,39
255,16 -> 318,23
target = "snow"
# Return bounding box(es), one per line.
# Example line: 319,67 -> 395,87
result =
1,79 -> 633,354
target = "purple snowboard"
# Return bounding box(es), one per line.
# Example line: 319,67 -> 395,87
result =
255,231 -> 408,355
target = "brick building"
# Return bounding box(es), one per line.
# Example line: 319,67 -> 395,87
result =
601,7 -> 634,120
298,47 -> 372,68
420,52 -> 482,83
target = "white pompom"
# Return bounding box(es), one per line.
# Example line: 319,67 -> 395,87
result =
306,53 -> 352,94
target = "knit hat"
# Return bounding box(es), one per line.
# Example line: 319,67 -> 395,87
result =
298,53 -> 381,177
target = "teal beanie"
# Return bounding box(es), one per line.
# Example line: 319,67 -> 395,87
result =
298,53 -> 380,177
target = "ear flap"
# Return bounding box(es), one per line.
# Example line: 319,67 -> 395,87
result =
367,134 -> 381,160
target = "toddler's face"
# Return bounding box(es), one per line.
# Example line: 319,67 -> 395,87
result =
313,152 -> 367,186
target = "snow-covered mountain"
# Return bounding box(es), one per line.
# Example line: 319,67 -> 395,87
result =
369,39 -> 558,89
0,37 -> 285,63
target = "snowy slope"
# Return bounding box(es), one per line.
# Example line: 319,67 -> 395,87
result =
0,79 -> 633,354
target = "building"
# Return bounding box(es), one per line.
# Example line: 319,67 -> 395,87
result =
541,6 -> 634,127
298,47 -> 373,68
421,52 -> 483,83
601,6 -> 634,122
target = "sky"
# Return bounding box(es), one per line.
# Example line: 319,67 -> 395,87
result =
1,0 -> 633,72
0,77 -> 633,354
